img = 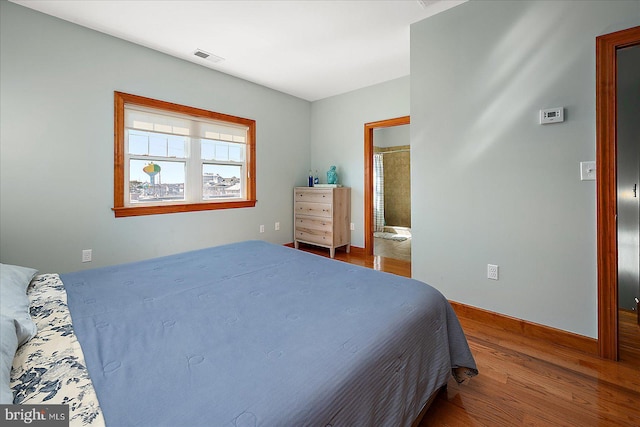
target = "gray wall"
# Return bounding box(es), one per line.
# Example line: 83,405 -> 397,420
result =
310,77 -> 410,246
0,1 -> 311,273
617,45 -> 640,310
411,0 -> 639,338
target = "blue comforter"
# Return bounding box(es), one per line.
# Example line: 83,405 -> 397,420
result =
62,240 -> 476,427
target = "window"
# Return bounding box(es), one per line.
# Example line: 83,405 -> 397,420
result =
113,92 -> 256,217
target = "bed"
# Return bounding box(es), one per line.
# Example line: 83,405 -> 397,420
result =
4,240 -> 477,426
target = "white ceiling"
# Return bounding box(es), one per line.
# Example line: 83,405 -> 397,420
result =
10,0 -> 465,101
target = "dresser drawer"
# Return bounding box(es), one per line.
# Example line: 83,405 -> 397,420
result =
295,216 -> 332,232
295,229 -> 332,245
295,202 -> 332,218
295,189 -> 332,203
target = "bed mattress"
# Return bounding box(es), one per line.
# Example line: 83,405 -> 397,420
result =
58,240 -> 476,426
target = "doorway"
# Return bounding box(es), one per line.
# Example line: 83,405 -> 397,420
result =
364,116 -> 410,259
596,26 -> 640,361
373,125 -> 411,261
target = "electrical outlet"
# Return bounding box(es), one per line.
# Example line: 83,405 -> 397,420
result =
82,249 -> 92,263
350,223 -> 355,231
275,222 -> 280,231
259,225 -> 265,233
487,264 -> 499,280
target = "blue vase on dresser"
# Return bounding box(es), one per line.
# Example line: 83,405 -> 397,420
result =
327,166 -> 338,185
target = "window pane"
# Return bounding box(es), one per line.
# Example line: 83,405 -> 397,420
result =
167,136 -> 187,158
129,159 -> 185,204
229,144 -> 244,162
201,139 -> 215,160
202,164 -> 242,200
201,139 -> 244,162
202,139 -> 231,161
149,135 -> 167,157
128,132 -> 149,155
128,130 -> 186,159
214,143 -> 229,161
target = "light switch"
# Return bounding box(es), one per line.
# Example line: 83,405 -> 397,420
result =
580,161 -> 596,181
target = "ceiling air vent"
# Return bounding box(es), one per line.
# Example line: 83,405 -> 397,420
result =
193,49 -> 225,63
194,49 -> 209,59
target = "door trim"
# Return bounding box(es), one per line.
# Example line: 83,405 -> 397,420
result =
596,26 -> 640,360
364,116 -> 410,256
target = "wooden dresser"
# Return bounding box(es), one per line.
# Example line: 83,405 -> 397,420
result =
293,187 -> 351,258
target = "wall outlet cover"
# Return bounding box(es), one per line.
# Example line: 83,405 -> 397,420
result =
487,264 -> 499,280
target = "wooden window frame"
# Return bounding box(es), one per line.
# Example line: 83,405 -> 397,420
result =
113,92 -> 256,217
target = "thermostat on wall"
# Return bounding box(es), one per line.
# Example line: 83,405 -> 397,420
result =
540,107 -> 564,124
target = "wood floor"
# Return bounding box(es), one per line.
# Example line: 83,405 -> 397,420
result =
295,244 -> 640,426
374,235 -> 412,261
374,226 -> 412,262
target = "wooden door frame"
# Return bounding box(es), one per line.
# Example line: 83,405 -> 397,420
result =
364,116 -> 410,256
596,26 -> 640,360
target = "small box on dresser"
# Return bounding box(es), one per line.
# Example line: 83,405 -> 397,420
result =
294,187 -> 351,258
